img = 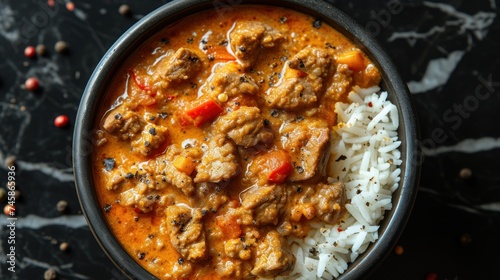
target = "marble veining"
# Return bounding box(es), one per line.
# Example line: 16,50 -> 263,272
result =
18,257 -> 90,280
0,214 -> 86,229
389,1 -> 496,94
423,137 -> 500,156
407,50 -> 465,94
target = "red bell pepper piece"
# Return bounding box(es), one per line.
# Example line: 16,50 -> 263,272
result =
129,69 -> 152,91
267,150 -> 293,184
185,99 -> 223,127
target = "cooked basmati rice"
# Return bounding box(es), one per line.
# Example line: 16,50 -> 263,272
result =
277,85 -> 402,280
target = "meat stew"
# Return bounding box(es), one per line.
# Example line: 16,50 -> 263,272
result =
92,5 -> 381,279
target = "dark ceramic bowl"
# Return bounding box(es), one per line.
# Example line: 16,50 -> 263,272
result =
73,0 -> 420,279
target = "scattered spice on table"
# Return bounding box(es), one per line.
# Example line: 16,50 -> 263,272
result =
24,77 -> 40,91
54,41 -> 69,54
459,167 -> 472,179
44,268 -> 57,280
3,204 -> 15,216
56,200 -> 69,213
54,115 -> 69,128
394,245 -> 404,255
59,242 -> 70,252
14,190 -> 21,200
24,46 -> 36,58
36,44 -> 48,56
66,1 -> 75,11
4,155 -> 16,168
119,4 -> 131,16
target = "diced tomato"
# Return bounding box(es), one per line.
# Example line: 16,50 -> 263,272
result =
185,99 -> 223,127
267,150 -> 293,184
216,214 -> 241,239
337,50 -> 365,72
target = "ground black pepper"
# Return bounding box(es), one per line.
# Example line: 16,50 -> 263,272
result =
103,158 -> 115,171
313,19 -> 323,28
104,204 -> 112,213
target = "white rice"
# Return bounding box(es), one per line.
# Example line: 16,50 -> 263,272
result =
278,85 -> 402,280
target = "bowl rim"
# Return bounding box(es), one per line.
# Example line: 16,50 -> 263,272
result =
73,0 -> 420,279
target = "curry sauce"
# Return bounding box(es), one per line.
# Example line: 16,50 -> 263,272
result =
92,5 -> 380,279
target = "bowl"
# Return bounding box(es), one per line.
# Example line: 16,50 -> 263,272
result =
73,0 -> 420,279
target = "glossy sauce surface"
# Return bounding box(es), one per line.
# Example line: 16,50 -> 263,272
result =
92,5 -> 380,279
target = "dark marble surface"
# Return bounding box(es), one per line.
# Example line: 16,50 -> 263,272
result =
1,0 -> 499,279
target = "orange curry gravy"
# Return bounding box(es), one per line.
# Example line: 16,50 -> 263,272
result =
92,5 -> 381,280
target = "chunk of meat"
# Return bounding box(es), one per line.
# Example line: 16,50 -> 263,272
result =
214,106 -> 273,148
224,238 -> 252,260
194,135 -> 240,183
131,123 -> 168,156
240,185 -> 286,226
105,165 -> 127,190
281,118 -> 331,181
229,21 -> 283,69
266,47 -> 333,110
325,63 -> 353,100
313,182 -> 346,223
191,182 -> 228,213
169,261 -> 193,279
288,182 -> 346,224
251,231 -> 295,278
266,77 -> 318,110
204,62 -> 259,100
158,145 -> 195,196
119,182 -> 160,213
166,205 -> 207,262
113,162 -> 168,213
102,108 -> 144,140
288,47 -> 333,78
216,258 -> 253,279
154,48 -> 202,86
